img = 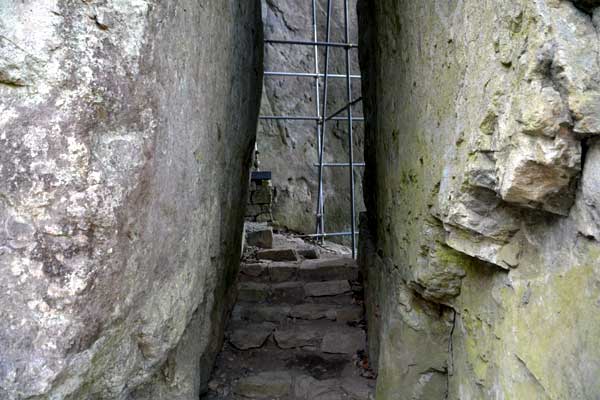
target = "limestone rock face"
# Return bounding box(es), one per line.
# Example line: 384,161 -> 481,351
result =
0,1 -> 262,399
258,0 -> 364,236
358,0 -> 600,398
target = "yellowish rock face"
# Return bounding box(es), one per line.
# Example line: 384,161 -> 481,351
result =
358,0 -> 600,398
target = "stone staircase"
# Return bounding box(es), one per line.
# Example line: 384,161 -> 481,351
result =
205,239 -> 375,399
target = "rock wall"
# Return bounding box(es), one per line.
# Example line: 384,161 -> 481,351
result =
0,1 -> 262,399
358,0 -> 600,398
246,177 -> 274,223
259,0 -> 364,236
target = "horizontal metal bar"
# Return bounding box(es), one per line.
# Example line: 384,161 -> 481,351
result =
297,231 -> 359,238
260,115 -> 364,122
313,162 -> 365,167
260,115 -> 320,121
265,39 -> 358,48
265,71 -> 361,79
324,97 -> 362,123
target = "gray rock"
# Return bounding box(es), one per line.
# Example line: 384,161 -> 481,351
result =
238,282 -> 270,303
0,1 -> 262,399
270,281 -> 305,304
305,281 -> 352,297
241,263 -> 268,279
268,262 -> 298,282
574,139 -> 600,240
229,324 -> 275,350
321,329 -> 366,355
498,131 -> 581,216
310,293 -> 356,305
298,246 -> 321,259
257,248 -> 299,262
294,375 -> 345,400
339,377 -> 375,400
252,184 -> 273,205
246,228 -> 274,249
299,258 -> 359,281
358,0 -> 600,398
233,304 -> 291,323
290,304 -> 339,320
273,324 -> 324,349
234,371 -> 292,398
335,306 -> 364,322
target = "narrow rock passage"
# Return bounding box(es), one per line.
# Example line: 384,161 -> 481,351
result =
205,233 -> 375,399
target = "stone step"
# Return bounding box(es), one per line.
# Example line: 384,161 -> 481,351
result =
228,322 -> 276,350
273,320 -> 366,355
297,246 -> 320,259
233,371 -> 292,399
238,279 -> 360,305
239,257 -> 360,284
212,340 -> 357,380
232,303 -> 363,324
304,280 -> 352,297
226,320 -> 366,356
298,257 -> 359,282
289,303 -> 363,322
228,371 -> 374,400
208,333 -> 375,399
256,247 -> 299,262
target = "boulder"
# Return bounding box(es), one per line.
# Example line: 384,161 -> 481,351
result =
246,227 -> 274,249
0,1 -> 262,399
257,248 -> 299,262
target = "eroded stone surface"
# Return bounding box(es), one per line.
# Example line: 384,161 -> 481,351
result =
305,280 -> 352,297
0,1 -> 262,399
246,227 -> 274,249
358,0 -> 600,398
299,258 -> 359,281
321,330 -> 365,355
257,248 -> 299,262
229,323 -> 275,350
234,371 -> 292,398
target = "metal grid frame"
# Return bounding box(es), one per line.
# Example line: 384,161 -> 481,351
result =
259,0 -> 363,258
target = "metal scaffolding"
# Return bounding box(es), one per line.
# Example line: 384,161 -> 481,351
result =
259,0 -> 363,258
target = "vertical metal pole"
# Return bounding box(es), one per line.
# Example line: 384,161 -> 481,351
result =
343,0 -> 356,258
316,0 -> 333,242
312,0 -> 323,239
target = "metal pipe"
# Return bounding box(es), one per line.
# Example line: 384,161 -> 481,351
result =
312,0 -> 323,240
316,0 -> 334,243
296,231 -> 359,238
313,162 -> 366,167
264,38 -> 357,48
259,115 -> 364,121
343,0 -> 357,259
324,96 -> 362,123
264,71 -> 361,79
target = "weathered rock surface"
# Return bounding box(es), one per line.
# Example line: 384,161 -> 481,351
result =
258,0 -> 365,237
234,371 -> 292,398
305,280 -> 352,297
229,323 -> 275,350
0,1 -> 262,399
257,248 -> 299,262
358,0 -> 600,398
246,223 -> 274,248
